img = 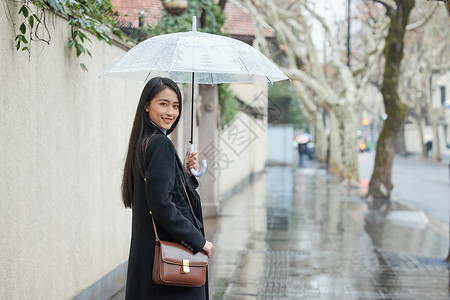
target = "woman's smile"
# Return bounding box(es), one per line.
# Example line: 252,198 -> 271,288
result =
162,117 -> 173,124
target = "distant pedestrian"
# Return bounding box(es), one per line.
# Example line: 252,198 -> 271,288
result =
298,142 -> 308,167
121,77 -> 213,300
426,140 -> 432,158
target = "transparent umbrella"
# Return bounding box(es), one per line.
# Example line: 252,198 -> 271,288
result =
100,16 -> 288,176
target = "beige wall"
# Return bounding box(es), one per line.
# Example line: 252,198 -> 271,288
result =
1,3 -> 142,299
219,83 -> 268,195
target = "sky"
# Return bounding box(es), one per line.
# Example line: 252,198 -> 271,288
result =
311,0 -> 349,62
314,1 -> 347,22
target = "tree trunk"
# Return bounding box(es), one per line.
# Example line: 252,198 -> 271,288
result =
338,106 -> 360,185
396,125 -> 407,156
424,91 -> 442,161
432,123 -> 442,161
368,0 -> 415,200
328,110 -> 344,177
430,115 -> 442,161
415,106 -> 427,158
313,111 -> 328,164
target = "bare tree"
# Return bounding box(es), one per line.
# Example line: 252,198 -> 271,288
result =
241,0 -> 389,184
367,0 -> 415,200
400,2 -> 449,161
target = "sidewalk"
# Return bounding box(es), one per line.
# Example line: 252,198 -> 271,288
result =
205,162 -> 450,299
359,151 -> 450,226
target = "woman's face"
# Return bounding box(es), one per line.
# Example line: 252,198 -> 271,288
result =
146,87 -> 180,130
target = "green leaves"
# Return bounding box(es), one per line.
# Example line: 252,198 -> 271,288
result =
218,85 -> 239,129
29,15 -> 34,28
18,5 -> 29,18
15,0 -> 123,71
15,2 -> 47,54
148,0 -> 226,38
15,34 -> 28,50
80,63 -> 88,72
75,42 -> 85,56
20,23 -> 26,34
16,5 -> 31,52
32,14 -> 41,24
48,0 -> 70,15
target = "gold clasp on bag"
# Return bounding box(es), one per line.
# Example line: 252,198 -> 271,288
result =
181,259 -> 190,274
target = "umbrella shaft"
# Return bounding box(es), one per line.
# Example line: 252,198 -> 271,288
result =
190,72 -> 194,144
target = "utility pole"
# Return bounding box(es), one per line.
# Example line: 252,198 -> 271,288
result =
347,0 -> 351,67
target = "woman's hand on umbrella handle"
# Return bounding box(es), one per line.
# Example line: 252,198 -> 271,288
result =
184,147 -> 199,176
187,144 -> 207,177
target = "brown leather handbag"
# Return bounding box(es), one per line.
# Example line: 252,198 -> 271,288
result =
147,177 -> 208,287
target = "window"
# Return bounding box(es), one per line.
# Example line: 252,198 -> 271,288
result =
440,86 -> 446,106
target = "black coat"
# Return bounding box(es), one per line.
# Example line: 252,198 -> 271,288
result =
125,131 -> 208,300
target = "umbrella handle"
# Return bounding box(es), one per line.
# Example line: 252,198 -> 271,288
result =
189,144 -> 207,177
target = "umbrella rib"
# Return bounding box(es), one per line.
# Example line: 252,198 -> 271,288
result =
144,71 -> 152,83
230,44 -> 250,76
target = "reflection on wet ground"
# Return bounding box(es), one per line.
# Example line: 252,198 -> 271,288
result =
206,165 -> 450,300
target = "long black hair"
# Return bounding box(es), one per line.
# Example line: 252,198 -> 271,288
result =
121,77 -> 182,208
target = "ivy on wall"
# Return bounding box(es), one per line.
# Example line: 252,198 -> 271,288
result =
14,0 -> 124,71
218,84 -> 239,129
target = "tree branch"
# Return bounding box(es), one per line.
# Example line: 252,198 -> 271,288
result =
238,0 -> 271,55
372,0 -> 397,12
284,67 -> 337,106
304,3 -> 357,103
432,63 -> 450,72
406,3 -> 439,31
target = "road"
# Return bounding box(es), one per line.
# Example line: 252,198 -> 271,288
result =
359,151 -> 450,225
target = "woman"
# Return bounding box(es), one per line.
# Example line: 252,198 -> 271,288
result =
122,77 -> 213,299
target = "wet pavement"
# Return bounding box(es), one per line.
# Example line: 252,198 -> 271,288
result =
205,161 -> 450,299
359,151 -> 450,225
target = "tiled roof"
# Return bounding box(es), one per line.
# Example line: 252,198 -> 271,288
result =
111,0 -> 162,27
110,0 -> 274,42
223,1 -> 274,41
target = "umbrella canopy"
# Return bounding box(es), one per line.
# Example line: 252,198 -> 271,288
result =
100,17 -> 288,176
99,31 -> 288,84
295,133 -> 311,144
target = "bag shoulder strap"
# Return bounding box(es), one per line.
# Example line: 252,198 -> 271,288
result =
146,178 -> 201,243
180,177 -> 202,231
